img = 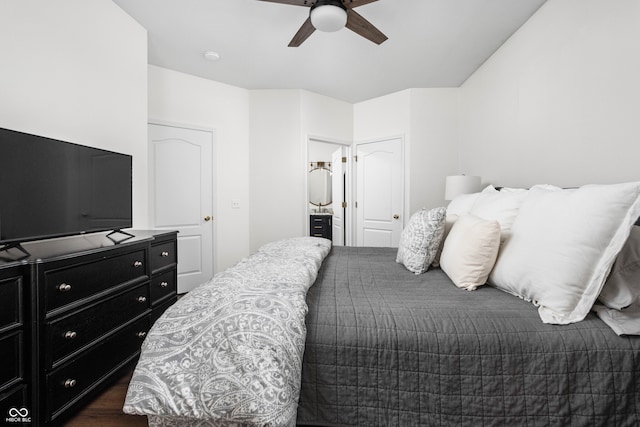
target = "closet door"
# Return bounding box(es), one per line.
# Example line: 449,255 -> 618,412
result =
355,137 -> 404,247
148,123 -> 214,293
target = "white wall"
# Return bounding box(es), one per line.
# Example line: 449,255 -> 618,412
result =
0,0 -> 148,226
354,89 -> 459,220
249,90 -> 352,251
308,141 -> 340,164
148,65 -> 251,272
300,91 -> 353,139
459,0 -> 640,188
249,90 -> 303,251
409,89 -> 459,211
354,90 -> 412,141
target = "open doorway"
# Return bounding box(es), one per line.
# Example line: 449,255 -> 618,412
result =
307,137 -> 352,246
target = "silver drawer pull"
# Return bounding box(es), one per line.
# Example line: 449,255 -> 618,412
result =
64,379 -> 77,389
161,251 -> 170,257
64,331 -> 77,340
160,281 -> 169,288
58,283 -> 72,292
136,331 -> 147,338
133,261 -> 143,267
137,296 -> 147,303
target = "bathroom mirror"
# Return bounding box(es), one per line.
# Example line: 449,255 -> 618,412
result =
309,163 -> 332,209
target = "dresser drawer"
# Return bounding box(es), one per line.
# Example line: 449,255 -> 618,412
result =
150,269 -> 177,305
47,284 -> 150,368
44,249 -> 147,313
150,241 -> 177,273
0,331 -> 23,392
0,275 -> 22,333
46,316 -> 150,420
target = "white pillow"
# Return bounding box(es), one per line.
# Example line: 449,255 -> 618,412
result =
440,214 -> 501,291
598,226 -> 640,310
529,184 -> 563,192
497,187 -> 528,193
446,192 -> 480,215
481,185 -> 499,193
431,214 -> 458,268
396,207 -> 446,274
469,190 -> 528,240
489,182 -> 640,324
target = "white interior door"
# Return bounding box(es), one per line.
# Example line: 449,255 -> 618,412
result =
148,123 -> 214,293
331,147 -> 345,246
356,138 -> 404,247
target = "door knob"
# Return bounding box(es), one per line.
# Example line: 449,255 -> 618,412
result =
204,215 -> 212,222
393,214 -> 400,220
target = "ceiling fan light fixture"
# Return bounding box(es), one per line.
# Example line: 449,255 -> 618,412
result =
310,0 -> 348,32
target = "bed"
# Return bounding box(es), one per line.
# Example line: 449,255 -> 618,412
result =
297,246 -> 640,426
124,182 -> 640,426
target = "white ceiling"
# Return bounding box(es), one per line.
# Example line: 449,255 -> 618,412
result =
113,0 -> 547,103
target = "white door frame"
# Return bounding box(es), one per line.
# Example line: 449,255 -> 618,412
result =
354,135 -> 405,247
306,135 -> 354,246
331,146 -> 347,246
148,119 -> 218,277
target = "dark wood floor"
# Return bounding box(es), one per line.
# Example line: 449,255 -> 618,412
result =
64,370 -> 148,427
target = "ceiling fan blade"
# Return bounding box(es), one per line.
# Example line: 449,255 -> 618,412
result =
258,0 -> 313,6
345,9 -> 387,45
343,0 -> 379,9
289,17 -> 316,47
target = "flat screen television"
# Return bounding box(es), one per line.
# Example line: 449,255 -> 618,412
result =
0,127 -> 133,249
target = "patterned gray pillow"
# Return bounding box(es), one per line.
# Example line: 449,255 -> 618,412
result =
396,207 -> 447,274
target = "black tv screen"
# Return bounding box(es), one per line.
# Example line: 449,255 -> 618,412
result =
0,127 -> 133,245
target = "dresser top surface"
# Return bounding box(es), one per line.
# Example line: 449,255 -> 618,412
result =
0,230 -> 177,267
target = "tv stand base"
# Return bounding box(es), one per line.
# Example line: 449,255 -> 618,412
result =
106,229 -> 135,244
0,242 -> 30,261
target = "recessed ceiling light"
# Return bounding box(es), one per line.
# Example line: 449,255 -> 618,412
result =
203,51 -> 220,61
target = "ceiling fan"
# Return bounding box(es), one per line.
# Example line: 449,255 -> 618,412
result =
259,0 -> 388,47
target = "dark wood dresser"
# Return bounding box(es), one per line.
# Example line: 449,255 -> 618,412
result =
0,229 -> 177,426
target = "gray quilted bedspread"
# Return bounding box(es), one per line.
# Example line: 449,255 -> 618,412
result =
297,246 -> 640,427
